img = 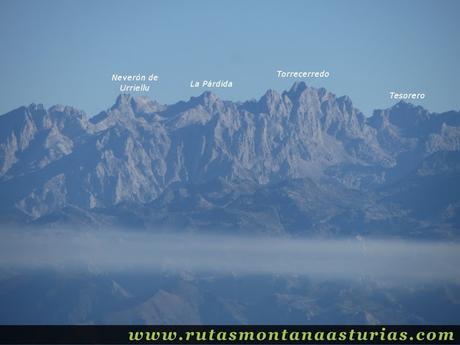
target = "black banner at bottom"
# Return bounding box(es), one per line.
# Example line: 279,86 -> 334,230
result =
0,325 -> 458,344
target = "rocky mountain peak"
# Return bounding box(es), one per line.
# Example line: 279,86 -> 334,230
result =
288,81 -> 309,95
111,94 -> 163,115
192,91 -> 220,108
258,89 -> 285,114
0,83 -> 458,223
369,101 -> 431,133
113,94 -> 133,108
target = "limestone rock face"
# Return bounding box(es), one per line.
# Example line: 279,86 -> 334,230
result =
0,83 -> 459,235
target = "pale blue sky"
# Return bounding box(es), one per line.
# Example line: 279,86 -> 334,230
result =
0,0 -> 459,116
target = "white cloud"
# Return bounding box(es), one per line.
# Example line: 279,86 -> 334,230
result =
0,229 -> 459,285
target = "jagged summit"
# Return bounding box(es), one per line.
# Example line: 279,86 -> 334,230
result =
257,89 -> 284,114
369,100 -> 431,130
190,91 -> 220,107
6,83 -> 431,123
0,83 -> 457,225
111,94 -> 162,113
261,89 -> 280,99
288,81 -> 309,94
113,93 -> 133,107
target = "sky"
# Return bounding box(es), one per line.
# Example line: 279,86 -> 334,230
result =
0,0 -> 459,116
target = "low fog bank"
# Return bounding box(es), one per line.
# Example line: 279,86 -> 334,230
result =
0,229 -> 459,285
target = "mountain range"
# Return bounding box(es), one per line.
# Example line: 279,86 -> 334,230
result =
1,82 -> 459,238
